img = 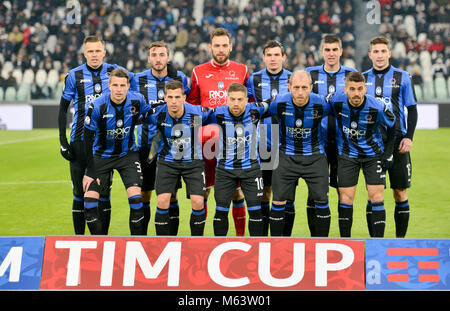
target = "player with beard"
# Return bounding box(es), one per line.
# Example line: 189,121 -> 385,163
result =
187,28 -> 249,236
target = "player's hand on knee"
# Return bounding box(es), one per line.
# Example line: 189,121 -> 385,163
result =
60,143 -> 75,161
82,175 -> 99,193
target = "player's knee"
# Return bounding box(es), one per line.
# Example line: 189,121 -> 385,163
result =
232,188 -> 244,200
157,194 -> 171,209
262,186 -> 272,202
84,190 -> 99,200
190,195 -> 204,210
393,189 -> 408,202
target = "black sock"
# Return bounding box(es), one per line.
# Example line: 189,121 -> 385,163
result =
248,207 -> 263,236
155,207 -> 170,236
283,201 -> 295,236
315,203 -> 331,237
371,201 -> 386,238
142,202 -> 151,235
213,207 -> 229,236
269,203 -> 285,236
169,200 -> 180,236
306,196 -> 316,236
72,196 -> 85,235
395,200 -> 410,238
261,202 -> 270,236
366,200 -> 374,237
98,196 -> 111,235
338,202 -> 353,237
128,195 -> 145,235
84,197 -> 102,235
190,208 -> 206,236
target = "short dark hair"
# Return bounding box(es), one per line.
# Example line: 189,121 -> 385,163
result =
165,80 -> 184,94
320,34 -> 342,49
369,36 -> 391,51
210,27 -> 231,42
346,71 -> 366,84
109,68 -> 129,83
263,40 -> 285,55
83,35 -> 105,46
227,82 -> 247,94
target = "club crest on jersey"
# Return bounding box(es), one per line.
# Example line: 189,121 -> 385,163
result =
271,89 -> 278,98
295,119 -> 303,127
328,85 -> 335,94
85,116 -> 91,125
351,121 -> 358,129
158,89 -> 165,99
94,83 -> 102,93
235,126 -> 244,136
375,86 -> 382,96
218,81 -> 224,90
174,129 -> 182,138
116,119 -> 123,127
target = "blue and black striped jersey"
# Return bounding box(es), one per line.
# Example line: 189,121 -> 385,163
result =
307,65 -> 356,98
330,93 -> 396,159
143,103 -> 212,162
84,91 -> 151,158
130,69 -> 190,153
246,68 -> 291,153
208,102 -> 268,170
62,62 -> 129,142
267,92 -> 332,156
363,65 -> 417,137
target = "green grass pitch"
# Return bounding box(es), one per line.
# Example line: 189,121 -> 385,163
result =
0,128 -> 449,238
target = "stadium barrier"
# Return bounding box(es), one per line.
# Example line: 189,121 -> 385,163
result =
1,236 -> 449,290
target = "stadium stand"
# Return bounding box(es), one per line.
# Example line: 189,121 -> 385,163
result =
0,0 -> 447,101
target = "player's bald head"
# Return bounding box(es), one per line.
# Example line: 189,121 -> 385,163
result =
289,70 -> 312,85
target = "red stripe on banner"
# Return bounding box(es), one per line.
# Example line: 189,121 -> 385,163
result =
387,248 -> 438,256
418,261 -> 439,269
388,274 -> 409,282
387,261 -> 408,269
419,275 -> 440,282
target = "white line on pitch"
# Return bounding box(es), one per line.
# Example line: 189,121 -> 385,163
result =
0,135 -> 57,146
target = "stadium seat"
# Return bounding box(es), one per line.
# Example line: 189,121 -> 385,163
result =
434,77 -> 448,99
404,15 -> 416,39
35,69 -> 47,88
423,79 -> 435,98
22,69 -> 35,84
173,51 -> 186,68
53,81 -> 64,99
0,87 -> 4,101
46,69 -> 59,90
4,87 -> 17,101
414,84 -> 423,100
45,35 -> 57,54
16,83 -> 30,101
392,42 -> 406,59
12,68 -> 23,84
3,61 -> 13,74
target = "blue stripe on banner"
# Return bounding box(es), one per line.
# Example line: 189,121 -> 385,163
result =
192,209 -> 205,216
339,203 -> 353,209
247,205 -> 261,211
271,204 -> 285,211
84,202 -> 98,209
216,206 -> 230,212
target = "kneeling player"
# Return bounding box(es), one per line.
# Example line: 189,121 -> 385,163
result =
82,69 -> 152,235
210,83 -> 267,236
330,72 -> 395,237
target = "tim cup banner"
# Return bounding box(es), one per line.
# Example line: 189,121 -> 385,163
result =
40,236 -> 365,290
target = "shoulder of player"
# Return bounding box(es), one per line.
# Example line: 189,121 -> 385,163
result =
340,65 -> 357,72
306,65 -> 322,73
329,92 -> 347,104
364,94 -> 384,109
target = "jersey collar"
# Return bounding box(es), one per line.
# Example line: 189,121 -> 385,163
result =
210,59 -> 230,68
372,65 -> 391,75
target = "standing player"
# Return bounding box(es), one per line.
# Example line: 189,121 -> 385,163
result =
306,34 -> 356,236
58,35 -> 128,235
267,71 -> 332,237
130,41 -> 190,235
210,83 -> 267,236
246,40 -> 292,236
144,80 -> 212,236
330,71 -> 396,238
363,36 -> 418,238
83,69 -> 151,235
187,28 -> 249,236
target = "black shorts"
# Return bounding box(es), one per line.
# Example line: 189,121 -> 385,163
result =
141,157 -> 183,192
88,151 -> 142,193
155,159 -> 205,196
214,166 -> 263,208
272,153 -> 329,203
337,155 -> 385,188
386,138 -> 412,189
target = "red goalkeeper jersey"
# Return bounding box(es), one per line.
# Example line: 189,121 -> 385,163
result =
187,59 -> 249,108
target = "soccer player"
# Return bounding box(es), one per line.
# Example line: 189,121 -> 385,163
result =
130,41 -> 190,235
329,71 -> 396,238
306,34 -> 356,236
144,80 -> 212,236
187,28 -> 249,236
267,70 -> 332,237
58,35 -> 129,235
210,83 -> 268,236
246,40 -> 292,236
82,68 -> 151,235
363,36 -> 418,238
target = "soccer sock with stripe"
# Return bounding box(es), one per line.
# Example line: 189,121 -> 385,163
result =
247,205 -> 263,236
283,201 -> 295,236
98,196 -> 111,235
72,196 -> 85,235
129,195 -> 145,235
213,206 -> 229,236
232,199 -> 246,236
142,201 -> 151,235
371,201 -> 386,238
315,202 -> 331,237
395,200 -> 410,238
190,208 -> 206,236
155,207 -> 170,236
269,203 -> 285,236
338,202 -> 353,237
169,200 -> 180,236
260,201 -> 270,236
366,200 -> 374,237
84,197 -> 102,235
306,196 -> 316,236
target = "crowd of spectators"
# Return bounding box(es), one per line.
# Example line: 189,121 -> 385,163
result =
0,0 -> 447,101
